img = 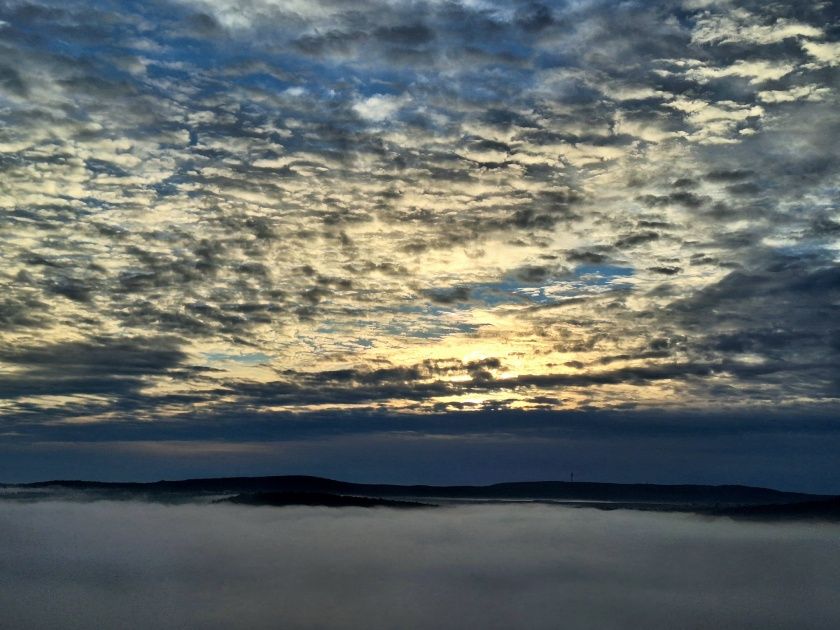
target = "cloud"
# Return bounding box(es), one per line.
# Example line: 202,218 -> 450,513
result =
352,94 -> 406,122
0,0 -> 837,442
0,502 -> 838,629
0,335 -> 189,400
691,10 -> 823,46
802,40 -> 840,66
689,60 -> 796,84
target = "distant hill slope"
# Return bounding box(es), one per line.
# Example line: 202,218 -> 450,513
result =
5,475 -> 826,506
708,497 -> 840,521
218,491 -> 434,509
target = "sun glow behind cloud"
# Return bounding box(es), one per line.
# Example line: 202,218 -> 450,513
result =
0,0 -> 838,438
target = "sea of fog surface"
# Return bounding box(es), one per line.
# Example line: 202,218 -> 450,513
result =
1,502 -> 838,630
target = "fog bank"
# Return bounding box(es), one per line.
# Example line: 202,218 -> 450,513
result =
1,502 -> 838,629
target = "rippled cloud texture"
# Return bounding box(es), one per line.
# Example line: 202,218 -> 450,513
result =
0,0 -> 839,477
1,502 -> 839,629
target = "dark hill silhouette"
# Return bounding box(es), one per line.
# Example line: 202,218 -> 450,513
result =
218,491 -> 434,509
707,497 -> 840,521
4,475 -> 825,506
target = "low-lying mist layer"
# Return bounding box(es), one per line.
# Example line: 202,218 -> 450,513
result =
1,502 -> 838,629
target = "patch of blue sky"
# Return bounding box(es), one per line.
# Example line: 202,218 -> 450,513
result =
203,352 -> 271,365
771,243 -> 834,258
469,283 -> 529,307
232,71 -> 295,94
534,265 -> 635,302
499,39 -> 533,59
533,50 -> 576,70
96,6 -> 336,90
383,305 -> 481,338
307,329 -> 376,352
454,69 -> 535,103
354,71 -> 417,98
573,264 -> 634,284
423,265 -> 636,310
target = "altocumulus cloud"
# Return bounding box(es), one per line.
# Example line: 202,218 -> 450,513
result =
0,0 -> 838,461
0,502 -> 839,630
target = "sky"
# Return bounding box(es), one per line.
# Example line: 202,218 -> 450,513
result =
0,0 -> 839,487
